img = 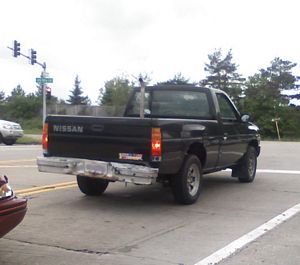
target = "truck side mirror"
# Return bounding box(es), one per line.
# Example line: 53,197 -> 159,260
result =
241,114 -> 250,122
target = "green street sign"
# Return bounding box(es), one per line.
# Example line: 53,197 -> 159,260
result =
36,77 -> 53,84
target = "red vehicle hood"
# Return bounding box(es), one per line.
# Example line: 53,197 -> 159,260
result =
0,196 -> 27,238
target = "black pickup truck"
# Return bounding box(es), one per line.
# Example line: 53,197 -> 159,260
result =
37,85 -> 260,204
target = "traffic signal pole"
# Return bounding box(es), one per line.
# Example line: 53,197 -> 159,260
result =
7,45 -> 46,70
8,41 -> 48,124
41,71 -> 47,124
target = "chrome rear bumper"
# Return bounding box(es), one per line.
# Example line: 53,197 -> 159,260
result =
37,156 -> 158,185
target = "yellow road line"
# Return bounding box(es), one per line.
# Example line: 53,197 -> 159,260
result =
15,181 -> 77,196
18,185 -> 78,196
16,181 -> 76,193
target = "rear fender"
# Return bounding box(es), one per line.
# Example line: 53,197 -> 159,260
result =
187,143 -> 206,168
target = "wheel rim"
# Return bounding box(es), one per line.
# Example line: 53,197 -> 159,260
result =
248,152 -> 256,177
186,163 -> 200,196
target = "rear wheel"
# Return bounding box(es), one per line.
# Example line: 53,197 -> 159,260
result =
76,175 -> 109,196
172,155 -> 203,205
232,146 -> 257,183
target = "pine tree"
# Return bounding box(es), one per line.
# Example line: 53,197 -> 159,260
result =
244,57 -> 298,137
201,49 -> 244,104
67,75 -> 90,105
11,84 -> 25,97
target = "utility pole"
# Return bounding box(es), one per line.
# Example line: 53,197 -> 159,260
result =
8,40 -> 52,124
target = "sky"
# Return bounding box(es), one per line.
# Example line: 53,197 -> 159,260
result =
1,0 -> 300,104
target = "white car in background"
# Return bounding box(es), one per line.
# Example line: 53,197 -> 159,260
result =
0,119 -> 24,145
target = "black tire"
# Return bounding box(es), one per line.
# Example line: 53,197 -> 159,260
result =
172,155 -> 203,205
3,138 -> 16,145
232,146 -> 257,183
76,175 -> 109,196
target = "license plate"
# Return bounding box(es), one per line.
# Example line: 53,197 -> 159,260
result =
119,153 -> 143,161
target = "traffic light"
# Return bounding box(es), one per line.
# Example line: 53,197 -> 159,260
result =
46,86 -> 51,100
31,49 -> 37,65
13,40 -> 21,57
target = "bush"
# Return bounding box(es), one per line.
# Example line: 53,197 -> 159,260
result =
20,117 -> 43,132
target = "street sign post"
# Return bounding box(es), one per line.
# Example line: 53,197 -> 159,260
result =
36,73 -> 54,123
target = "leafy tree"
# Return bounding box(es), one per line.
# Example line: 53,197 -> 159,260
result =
99,76 -> 132,106
5,91 -> 42,122
0,91 -> 6,119
277,106 -> 300,138
157,73 -> 192,85
243,57 -> 298,137
67,75 -> 90,105
201,49 -> 244,104
0,85 -> 42,128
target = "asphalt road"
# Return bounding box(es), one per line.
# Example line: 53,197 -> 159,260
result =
0,141 -> 299,265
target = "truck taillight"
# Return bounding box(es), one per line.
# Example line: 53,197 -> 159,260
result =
42,123 -> 48,151
151,128 -> 162,161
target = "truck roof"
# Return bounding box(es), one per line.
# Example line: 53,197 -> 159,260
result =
132,85 -> 225,95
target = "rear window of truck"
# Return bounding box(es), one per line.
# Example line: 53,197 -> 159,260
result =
125,90 -> 213,119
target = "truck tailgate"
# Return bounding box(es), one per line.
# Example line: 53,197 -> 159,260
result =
46,115 -> 152,164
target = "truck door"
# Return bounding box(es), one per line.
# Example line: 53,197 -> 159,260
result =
216,93 -> 246,167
